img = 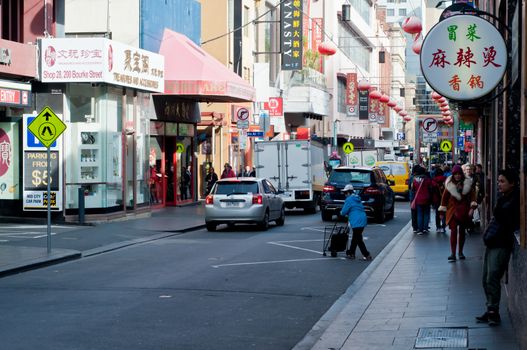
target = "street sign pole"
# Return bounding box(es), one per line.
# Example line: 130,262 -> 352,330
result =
46,146 -> 51,254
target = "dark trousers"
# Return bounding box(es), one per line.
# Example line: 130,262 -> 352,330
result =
449,218 -> 467,254
482,247 -> 511,311
411,208 -> 418,231
348,227 -> 370,257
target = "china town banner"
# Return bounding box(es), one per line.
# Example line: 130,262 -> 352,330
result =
420,15 -> 507,101
0,123 -> 19,200
40,38 -> 165,93
346,73 -> 357,117
281,0 -> 303,70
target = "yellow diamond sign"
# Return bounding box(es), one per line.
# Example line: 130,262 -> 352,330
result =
28,106 -> 67,148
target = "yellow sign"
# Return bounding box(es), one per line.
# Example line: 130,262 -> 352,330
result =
440,140 -> 452,153
343,142 -> 354,154
176,143 -> 185,153
28,106 -> 66,148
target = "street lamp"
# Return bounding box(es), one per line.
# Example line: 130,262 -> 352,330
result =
333,119 -> 341,149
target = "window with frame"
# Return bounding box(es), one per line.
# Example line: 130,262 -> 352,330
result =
349,0 -> 371,25
387,8 -> 395,16
398,8 -> 407,16
338,24 -> 371,72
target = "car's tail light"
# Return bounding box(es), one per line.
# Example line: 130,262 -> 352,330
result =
364,187 -> 381,195
205,195 -> 214,205
252,194 -> 263,204
323,185 -> 336,193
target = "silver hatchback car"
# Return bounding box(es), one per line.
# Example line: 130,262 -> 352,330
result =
204,177 -> 285,231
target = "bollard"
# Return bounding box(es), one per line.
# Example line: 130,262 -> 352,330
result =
78,187 -> 85,225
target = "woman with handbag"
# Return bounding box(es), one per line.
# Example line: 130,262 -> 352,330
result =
438,165 -> 478,261
476,169 -> 520,326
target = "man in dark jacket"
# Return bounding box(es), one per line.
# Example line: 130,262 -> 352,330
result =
476,169 -> 520,326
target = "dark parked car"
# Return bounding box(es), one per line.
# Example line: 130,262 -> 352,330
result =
320,166 -> 395,223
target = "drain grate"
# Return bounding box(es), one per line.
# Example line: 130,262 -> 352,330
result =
415,327 -> 468,348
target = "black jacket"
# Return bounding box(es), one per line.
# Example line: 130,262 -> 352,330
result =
484,190 -> 519,249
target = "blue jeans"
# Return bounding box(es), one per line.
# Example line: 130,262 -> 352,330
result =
416,204 -> 430,232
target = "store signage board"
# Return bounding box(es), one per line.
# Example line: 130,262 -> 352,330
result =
40,38 -> 164,93
280,0 -> 303,70
420,15 -> 507,101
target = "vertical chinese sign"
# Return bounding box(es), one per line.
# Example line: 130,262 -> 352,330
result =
420,15 -> 507,101
358,90 -> 369,120
281,0 -> 303,70
0,123 -> 19,200
346,73 -> 358,117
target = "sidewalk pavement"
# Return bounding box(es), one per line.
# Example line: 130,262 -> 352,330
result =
0,203 -> 205,277
0,204 -> 520,349
294,222 -> 520,350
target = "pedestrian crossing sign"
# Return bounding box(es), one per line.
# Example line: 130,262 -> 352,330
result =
28,106 -> 66,148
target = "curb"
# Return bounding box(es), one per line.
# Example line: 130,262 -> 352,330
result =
0,250 -> 82,278
292,221 -> 414,350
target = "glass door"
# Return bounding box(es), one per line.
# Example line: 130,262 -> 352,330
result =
149,136 -> 163,206
165,137 -> 177,205
176,136 -> 193,204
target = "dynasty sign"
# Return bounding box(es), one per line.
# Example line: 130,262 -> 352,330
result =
420,15 -> 507,101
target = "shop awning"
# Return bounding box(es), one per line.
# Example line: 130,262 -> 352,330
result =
159,29 -> 256,103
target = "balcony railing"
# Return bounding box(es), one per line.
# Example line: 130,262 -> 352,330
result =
286,68 -> 327,90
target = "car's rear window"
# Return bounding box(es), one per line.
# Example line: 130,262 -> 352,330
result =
379,164 -> 407,176
329,170 -> 371,184
215,181 -> 259,194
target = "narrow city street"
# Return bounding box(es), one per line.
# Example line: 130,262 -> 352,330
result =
0,203 -> 410,350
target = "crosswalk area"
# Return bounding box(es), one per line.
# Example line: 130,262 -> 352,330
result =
0,225 -> 79,242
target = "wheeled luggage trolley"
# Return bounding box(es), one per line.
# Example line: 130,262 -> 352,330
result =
323,222 -> 350,257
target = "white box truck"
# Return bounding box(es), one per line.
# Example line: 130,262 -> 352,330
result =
254,140 -> 326,213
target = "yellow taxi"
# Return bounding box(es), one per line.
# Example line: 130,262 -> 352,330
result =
375,161 -> 411,199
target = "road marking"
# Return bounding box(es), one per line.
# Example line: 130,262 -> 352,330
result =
300,227 -> 326,232
268,241 -> 322,255
212,257 -> 344,268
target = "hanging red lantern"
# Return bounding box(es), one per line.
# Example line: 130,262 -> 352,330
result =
440,106 -> 450,112
317,41 -> 337,56
387,100 -> 397,108
402,16 -> 422,34
370,90 -> 382,100
411,37 -> 422,55
403,116 -> 412,122
379,94 -> 390,103
431,91 -> 442,100
399,110 -> 408,117
437,97 -> 447,104
357,79 -> 371,91
442,111 -> 452,116
440,102 -> 449,108
394,105 -> 403,113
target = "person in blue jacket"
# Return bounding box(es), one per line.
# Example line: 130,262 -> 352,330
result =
340,184 -> 372,261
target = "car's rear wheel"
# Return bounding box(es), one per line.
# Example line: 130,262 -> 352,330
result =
321,210 -> 333,221
387,203 -> 395,220
259,211 -> 269,231
276,207 -> 285,226
375,204 -> 386,223
206,223 -> 217,231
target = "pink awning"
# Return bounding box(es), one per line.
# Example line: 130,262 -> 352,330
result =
159,29 -> 255,102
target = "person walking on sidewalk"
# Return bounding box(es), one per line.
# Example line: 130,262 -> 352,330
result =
340,184 -> 372,261
476,169 -> 520,326
431,168 -> 447,233
221,163 -> 236,179
438,165 -> 478,261
411,166 -> 433,234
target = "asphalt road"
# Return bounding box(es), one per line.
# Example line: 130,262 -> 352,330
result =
0,201 -> 411,350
